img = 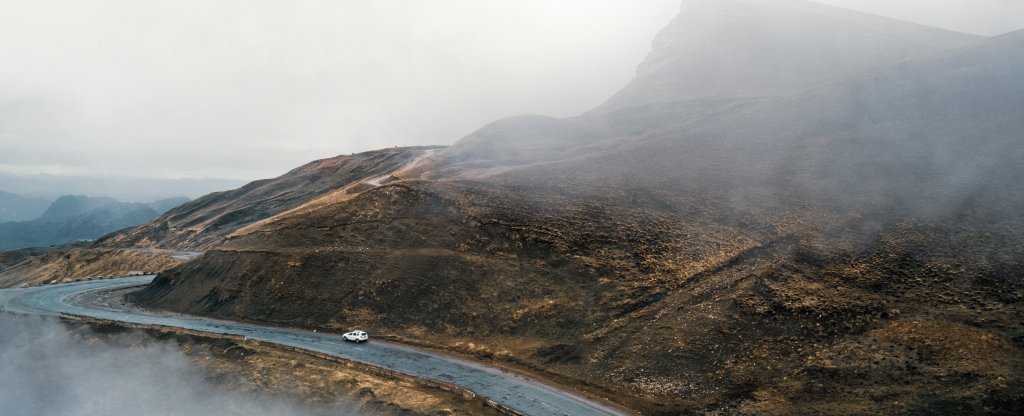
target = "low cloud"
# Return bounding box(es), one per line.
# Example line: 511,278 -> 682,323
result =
0,316 -> 367,416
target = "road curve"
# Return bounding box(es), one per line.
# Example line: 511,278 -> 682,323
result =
0,276 -> 628,416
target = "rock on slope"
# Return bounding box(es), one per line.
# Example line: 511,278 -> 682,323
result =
129,3 -> 1023,415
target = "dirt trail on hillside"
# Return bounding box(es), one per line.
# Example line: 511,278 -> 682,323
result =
366,148 -> 439,186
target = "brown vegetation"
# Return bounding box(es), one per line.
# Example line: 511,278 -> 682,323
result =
97,147 -> 440,251
0,247 -> 185,288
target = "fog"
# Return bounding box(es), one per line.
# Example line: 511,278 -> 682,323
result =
0,0 -> 679,186
2,0 -> 1021,201
814,0 -> 1024,36
0,316 -> 369,416
425,0 -> 1024,229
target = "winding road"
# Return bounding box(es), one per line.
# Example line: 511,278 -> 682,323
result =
0,276 -> 628,416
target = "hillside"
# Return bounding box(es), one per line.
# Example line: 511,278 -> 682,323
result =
0,246 -> 187,288
3,148 -> 437,285
121,3 -> 1023,415
97,146 -> 441,251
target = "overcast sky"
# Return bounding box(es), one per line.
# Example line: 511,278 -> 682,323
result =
1,0 -> 1022,186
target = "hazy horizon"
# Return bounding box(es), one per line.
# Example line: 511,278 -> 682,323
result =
2,0 -> 1023,200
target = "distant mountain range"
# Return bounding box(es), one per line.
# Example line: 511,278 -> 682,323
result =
0,191 -> 52,223
0,194 -> 188,250
0,173 -> 246,202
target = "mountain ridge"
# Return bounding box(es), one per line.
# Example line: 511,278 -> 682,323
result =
97,146 -> 443,251
591,0 -> 984,115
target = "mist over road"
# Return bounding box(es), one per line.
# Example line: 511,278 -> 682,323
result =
0,316 -> 360,416
0,276 -> 628,416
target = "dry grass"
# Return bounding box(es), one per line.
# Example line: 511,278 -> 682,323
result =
0,248 -> 185,288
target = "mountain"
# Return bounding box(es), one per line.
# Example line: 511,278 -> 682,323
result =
0,191 -> 52,223
423,0 -> 983,176
593,0 -> 982,115
117,3 -> 1023,415
38,195 -> 122,221
502,28 -> 1024,218
0,196 -> 160,250
96,146 -> 442,250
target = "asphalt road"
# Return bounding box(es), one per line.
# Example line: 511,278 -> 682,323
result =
0,276 -> 628,416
